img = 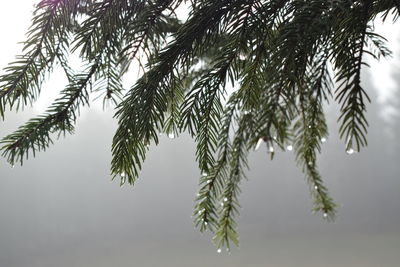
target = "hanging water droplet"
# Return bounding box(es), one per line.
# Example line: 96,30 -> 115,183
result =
120,172 -> 125,177
204,221 -> 208,226
202,172 -> 208,176
346,148 -> 355,155
314,185 -> 318,190
206,179 -> 211,184
321,137 -> 327,143
286,145 -> 293,151
268,146 -> 274,153
221,202 -> 224,206
323,213 -> 328,218
197,193 -> 200,197
308,161 -> 313,166
168,132 -> 175,139
308,125 -> 312,129
255,138 -> 263,151
223,197 -> 228,202
217,248 -> 222,253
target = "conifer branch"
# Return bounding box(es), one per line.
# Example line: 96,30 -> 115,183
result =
1,0 -> 399,251
334,1 -> 372,151
294,87 -> 336,219
213,112 -> 250,250
0,0 -> 79,118
0,60 -> 99,166
193,93 -> 240,232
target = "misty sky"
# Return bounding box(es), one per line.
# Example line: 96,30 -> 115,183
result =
0,2 -> 399,267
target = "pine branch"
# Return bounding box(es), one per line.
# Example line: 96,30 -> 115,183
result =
193,92 -> 240,232
0,61 -> 98,165
294,86 -> 336,219
110,0 -> 256,184
2,0 -> 400,251
213,112 -> 250,250
334,2 -> 372,151
0,0 -> 78,118
119,0 -> 177,70
163,77 -> 184,138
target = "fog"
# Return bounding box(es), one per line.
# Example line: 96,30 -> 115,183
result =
0,2 -> 399,267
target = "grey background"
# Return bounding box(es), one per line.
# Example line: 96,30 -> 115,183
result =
0,2 -> 399,267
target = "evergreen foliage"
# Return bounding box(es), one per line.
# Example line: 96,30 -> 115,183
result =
1,0 -> 399,250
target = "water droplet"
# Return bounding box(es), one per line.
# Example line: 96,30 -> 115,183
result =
308,125 -> 312,129
207,179 -> 211,184
217,248 -> 222,253
255,138 -> 264,151
314,185 -> 318,190
223,197 -> 228,202
197,193 -> 200,197
198,210 -> 202,215
221,202 -> 224,206
321,137 -> 327,143
286,145 -> 293,151
204,221 -> 208,226
120,172 -> 125,177
323,213 -> 328,218
202,172 -> 208,176
268,146 -> 274,153
308,161 -> 313,166
346,148 -> 355,154
168,132 -> 175,139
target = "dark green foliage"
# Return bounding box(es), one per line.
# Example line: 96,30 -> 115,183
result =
1,0 -> 399,250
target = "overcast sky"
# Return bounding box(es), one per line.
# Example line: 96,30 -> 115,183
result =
0,2 -> 399,267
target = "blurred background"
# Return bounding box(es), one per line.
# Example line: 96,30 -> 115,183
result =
0,2 -> 399,267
